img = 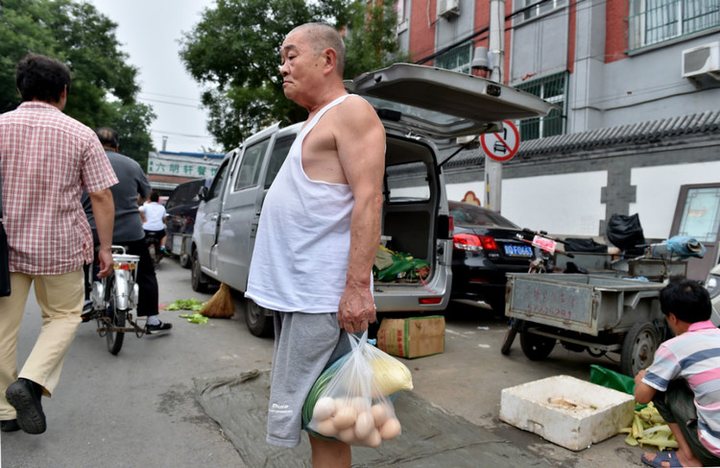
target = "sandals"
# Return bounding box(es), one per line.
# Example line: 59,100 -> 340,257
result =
641,451 -> 684,467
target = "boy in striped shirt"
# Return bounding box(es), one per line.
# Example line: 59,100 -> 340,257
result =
635,279 -> 720,467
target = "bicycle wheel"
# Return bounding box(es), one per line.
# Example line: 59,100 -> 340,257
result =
106,276 -> 127,355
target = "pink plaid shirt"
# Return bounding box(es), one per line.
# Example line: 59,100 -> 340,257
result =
0,101 -> 118,275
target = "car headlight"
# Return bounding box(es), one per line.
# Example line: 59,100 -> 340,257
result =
706,275 -> 720,299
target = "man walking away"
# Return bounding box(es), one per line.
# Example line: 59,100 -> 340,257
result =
0,53 -> 117,435
82,127 -> 172,335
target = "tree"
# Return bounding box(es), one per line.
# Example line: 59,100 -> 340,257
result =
0,0 -> 155,165
344,0 -> 409,80
180,0 -> 407,151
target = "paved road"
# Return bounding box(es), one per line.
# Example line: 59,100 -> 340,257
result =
1,259 -> 649,467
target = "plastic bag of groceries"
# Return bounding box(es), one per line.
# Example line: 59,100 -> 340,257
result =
302,331 -> 413,446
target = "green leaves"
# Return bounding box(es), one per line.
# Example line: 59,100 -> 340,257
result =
0,0 -> 154,163
179,0 -> 408,151
165,298 -> 207,311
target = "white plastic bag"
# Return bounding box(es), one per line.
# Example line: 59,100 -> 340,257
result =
303,331 -> 413,446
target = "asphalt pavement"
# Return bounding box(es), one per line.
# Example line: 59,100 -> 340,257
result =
1,258 -> 652,467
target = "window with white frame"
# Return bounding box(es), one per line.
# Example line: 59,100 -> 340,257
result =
627,0 -> 720,51
434,42 -> 473,74
522,0 -> 568,21
515,72 -> 566,140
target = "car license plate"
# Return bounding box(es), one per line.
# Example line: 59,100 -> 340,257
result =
504,244 -> 532,257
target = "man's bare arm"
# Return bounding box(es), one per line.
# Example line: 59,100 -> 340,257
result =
336,97 -> 386,333
633,370 -> 657,405
89,188 -> 115,278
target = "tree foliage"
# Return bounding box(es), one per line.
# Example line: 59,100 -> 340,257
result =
0,0 -> 155,165
180,0 -> 407,151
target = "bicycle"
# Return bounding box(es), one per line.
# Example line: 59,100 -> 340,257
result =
500,229 -> 568,355
85,245 -> 146,355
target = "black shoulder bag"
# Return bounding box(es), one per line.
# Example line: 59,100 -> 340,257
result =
0,173 -> 10,297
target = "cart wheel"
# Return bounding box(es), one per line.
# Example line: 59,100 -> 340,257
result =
620,322 -> 659,377
520,322 -> 556,361
501,319 -> 522,355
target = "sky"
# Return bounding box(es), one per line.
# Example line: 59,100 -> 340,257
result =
86,0 -> 219,154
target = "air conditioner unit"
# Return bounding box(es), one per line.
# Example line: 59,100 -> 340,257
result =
681,42 -> 720,78
437,0 -> 460,19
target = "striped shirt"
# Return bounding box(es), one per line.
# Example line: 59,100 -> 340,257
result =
643,320 -> 720,456
0,101 -> 118,275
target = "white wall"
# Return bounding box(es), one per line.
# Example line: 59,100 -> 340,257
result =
631,161 -> 720,239
447,171 -> 607,235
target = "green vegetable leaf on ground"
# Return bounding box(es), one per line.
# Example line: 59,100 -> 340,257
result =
179,313 -> 209,324
165,298 -> 207,311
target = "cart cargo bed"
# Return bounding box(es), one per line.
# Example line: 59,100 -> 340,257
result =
506,274 -> 664,336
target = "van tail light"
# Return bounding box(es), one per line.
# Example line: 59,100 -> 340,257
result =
419,297 -> 443,305
453,234 -> 498,252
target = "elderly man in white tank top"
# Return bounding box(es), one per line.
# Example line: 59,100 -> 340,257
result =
245,22 -> 386,468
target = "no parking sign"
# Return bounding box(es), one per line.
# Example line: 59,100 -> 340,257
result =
481,121 -> 520,162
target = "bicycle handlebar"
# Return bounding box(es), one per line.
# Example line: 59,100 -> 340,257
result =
519,228 -> 568,245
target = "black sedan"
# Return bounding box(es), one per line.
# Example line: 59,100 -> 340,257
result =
165,178 -> 212,268
449,201 -> 536,315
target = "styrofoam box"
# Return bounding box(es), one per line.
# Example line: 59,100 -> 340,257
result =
499,375 -> 635,451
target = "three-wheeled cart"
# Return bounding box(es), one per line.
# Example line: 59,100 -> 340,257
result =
503,273 -> 669,376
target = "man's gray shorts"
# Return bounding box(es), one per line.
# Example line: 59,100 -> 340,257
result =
267,311 -> 350,447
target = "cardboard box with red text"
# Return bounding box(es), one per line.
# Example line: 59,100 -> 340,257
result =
377,316 -> 445,359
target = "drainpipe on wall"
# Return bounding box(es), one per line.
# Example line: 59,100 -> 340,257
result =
485,0 -> 505,213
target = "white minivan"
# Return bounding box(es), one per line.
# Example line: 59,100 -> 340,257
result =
190,63 -> 554,336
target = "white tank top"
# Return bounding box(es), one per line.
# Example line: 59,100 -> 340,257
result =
246,94 -> 356,313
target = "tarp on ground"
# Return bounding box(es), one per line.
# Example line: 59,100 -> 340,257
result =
194,369 -> 552,468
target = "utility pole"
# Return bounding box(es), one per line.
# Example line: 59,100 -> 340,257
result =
485,0 -> 505,213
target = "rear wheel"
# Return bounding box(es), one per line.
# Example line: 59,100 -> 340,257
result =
105,277 -> 126,355
179,253 -> 191,269
191,249 -> 210,293
245,299 -> 274,337
621,322 -> 659,377
520,322 -> 556,361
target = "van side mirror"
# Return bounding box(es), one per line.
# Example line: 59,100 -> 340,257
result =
198,186 -> 208,201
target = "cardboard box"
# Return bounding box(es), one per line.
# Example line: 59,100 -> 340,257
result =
499,375 -> 635,451
377,316 -> 445,359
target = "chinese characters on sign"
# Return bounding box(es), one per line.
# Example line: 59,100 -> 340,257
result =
147,151 -> 222,179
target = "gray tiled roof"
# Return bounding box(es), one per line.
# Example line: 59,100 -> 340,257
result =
444,110 -> 720,168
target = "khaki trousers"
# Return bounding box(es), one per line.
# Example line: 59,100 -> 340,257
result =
0,270 -> 84,420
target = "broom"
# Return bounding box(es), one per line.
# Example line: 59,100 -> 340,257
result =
199,282 -> 235,318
